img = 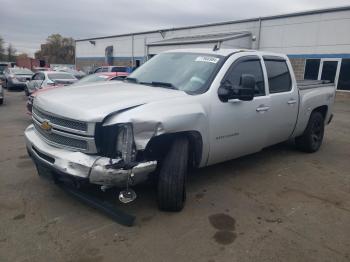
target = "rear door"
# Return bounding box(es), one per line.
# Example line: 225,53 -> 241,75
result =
263,56 -> 299,146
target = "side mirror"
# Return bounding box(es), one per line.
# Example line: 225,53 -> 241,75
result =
239,74 -> 255,101
218,74 -> 256,102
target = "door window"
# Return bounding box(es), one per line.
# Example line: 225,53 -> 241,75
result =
338,59 -> 350,91
264,59 -> 292,93
304,59 -> 320,80
320,61 -> 338,83
226,58 -> 265,96
33,73 -> 43,80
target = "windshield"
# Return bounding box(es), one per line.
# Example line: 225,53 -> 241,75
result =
10,68 -> 33,75
127,52 -> 223,93
75,74 -> 110,84
48,73 -> 76,80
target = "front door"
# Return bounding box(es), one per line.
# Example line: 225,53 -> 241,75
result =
208,54 -> 271,165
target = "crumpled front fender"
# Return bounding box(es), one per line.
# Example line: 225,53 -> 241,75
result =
102,96 -> 209,167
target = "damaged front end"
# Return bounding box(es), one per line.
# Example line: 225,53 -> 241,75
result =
92,123 -> 157,187
25,122 -> 157,191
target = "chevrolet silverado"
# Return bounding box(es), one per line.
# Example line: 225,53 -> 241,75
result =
25,49 -> 335,211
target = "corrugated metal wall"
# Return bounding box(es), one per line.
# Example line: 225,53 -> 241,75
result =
76,7 -> 350,85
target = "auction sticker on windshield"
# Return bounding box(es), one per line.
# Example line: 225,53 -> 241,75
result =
195,56 -> 220,64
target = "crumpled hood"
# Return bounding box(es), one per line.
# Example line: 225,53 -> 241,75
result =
34,81 -> 187,122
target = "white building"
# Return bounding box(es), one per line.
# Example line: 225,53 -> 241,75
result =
75,6 -> 350,91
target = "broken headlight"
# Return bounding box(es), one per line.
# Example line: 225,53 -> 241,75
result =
116,124 -> 136,163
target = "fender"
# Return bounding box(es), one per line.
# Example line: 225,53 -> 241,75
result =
102,96 -> 210,167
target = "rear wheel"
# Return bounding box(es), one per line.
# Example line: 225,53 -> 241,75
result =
0,98 -> 3,105
295,112 -> 325,153
157,136 -> 189,212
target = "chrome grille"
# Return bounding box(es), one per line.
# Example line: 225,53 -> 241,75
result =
32,107 -> 87,132
33,121 -> 88,150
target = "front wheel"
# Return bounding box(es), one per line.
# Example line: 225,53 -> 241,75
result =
295,112 -> 325,153
157,136 -> 189,212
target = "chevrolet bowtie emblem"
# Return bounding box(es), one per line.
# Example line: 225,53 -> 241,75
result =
41,120 -> 52,132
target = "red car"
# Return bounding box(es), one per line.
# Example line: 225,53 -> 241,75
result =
27,72 -> 128,114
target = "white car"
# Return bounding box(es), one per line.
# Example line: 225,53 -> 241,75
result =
25,71 -> 78,96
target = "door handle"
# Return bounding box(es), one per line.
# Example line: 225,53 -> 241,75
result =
287,99 -> 297,105
256,106 -> 270,112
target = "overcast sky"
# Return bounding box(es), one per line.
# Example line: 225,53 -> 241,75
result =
1,0 -> 349,56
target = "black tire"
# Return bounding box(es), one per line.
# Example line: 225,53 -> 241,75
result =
157,136 -> 189,212
295,112 -> 325,153
0,98 -> 3,105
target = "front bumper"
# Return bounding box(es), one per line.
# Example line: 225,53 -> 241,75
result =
25,124 -> 157,187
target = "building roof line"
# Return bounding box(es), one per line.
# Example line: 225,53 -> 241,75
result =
75,5 -> 350,42
147,31 -> 252,46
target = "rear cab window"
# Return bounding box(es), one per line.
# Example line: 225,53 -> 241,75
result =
263,56 -> 292,94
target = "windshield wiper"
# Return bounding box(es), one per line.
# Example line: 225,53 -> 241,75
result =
125,77 -> 138,83
140,81 -> 177,90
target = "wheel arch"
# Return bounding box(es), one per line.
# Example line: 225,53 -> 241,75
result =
312,105 -> 328,120
142,131 -> 203,169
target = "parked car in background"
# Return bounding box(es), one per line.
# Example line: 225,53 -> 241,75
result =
26,72 -> 125,113
25,71 -> 77,96
3,67 -> 34,90
55,67 -> 86,79
93,66 -> 130,76
25,49 -> 335,211
0,62 -> 10,82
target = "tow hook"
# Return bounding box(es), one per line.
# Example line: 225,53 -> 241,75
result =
119,173 -> 137,203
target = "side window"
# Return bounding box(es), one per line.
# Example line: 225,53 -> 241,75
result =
94,68 -> 102,73
264,59 -> 292,93
304,59 -> 320,80
101,67 -> 109,72
226,58 -> 265,96
33,73 -> 41,80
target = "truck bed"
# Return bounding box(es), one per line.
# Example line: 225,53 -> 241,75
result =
297,80 -> 334,90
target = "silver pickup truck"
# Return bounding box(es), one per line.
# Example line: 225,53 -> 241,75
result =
25,49 -> 335,211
